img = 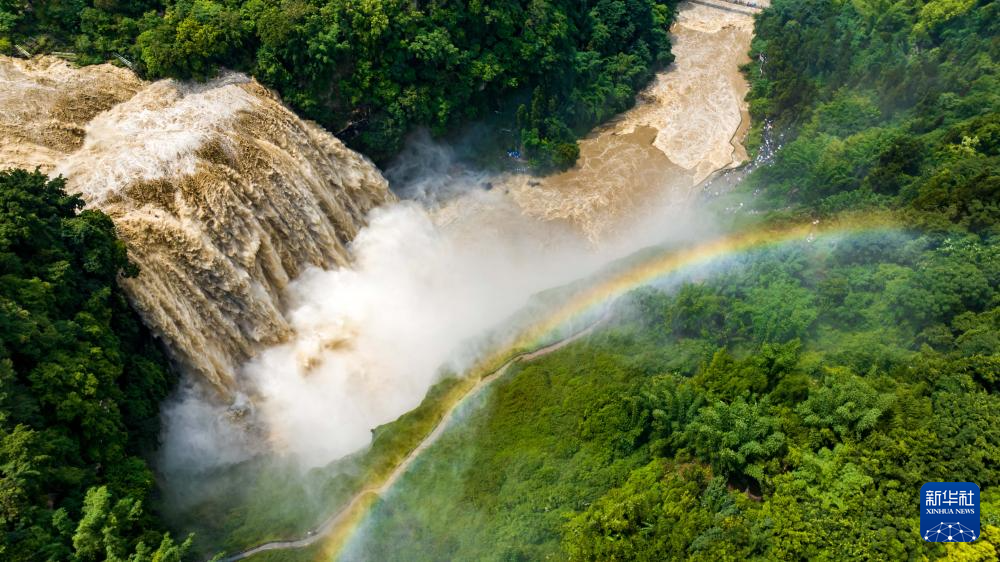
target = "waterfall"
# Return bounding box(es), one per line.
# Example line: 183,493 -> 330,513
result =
0,56 -> 394,393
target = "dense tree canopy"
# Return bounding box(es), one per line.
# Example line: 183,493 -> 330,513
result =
742,0 -> 999,232
0,169 -> 186,561
559,0 -> 1000,557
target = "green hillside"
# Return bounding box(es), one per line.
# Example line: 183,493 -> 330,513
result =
0,170 -> 189,560
1,0 -> 997,559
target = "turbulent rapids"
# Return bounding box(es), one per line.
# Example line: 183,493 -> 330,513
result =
0,56 -> 393,393
503,0 -> 758,238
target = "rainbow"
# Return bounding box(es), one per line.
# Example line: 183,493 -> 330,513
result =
307,212 -> 903,561
510,212 -> 902,353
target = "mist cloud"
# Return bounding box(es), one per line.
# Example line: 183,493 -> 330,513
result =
159,131 -> 715,473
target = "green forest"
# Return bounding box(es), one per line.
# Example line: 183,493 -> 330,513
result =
346,229 -> 1000,560
0,0 -> 677,169
742,0 -> 998,231
0,170 -> 189,560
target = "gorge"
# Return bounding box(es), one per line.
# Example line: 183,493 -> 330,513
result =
2,0 -> 998,559
2,0 -> 762,479
0,0 -> 765,553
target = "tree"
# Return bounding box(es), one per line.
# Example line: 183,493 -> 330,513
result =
0,169 -> 178,561
796,368 -> 894,445
136,0 -> 244,80
735,276 -> 817,343
72,486 -> 191,561
683,398 -> 785,488
562,462 -> 752,562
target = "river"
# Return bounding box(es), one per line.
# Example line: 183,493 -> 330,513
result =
443,0 -> 760,241
0,1 -> 767,557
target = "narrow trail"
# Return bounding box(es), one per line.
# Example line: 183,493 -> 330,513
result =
217,317 -> 607,562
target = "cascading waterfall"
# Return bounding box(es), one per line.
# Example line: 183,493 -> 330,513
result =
0,55 -> 394,394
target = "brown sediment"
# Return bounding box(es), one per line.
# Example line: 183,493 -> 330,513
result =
504,0 -> 760,240
0,56 -> 144,168
0,56 -> 394,395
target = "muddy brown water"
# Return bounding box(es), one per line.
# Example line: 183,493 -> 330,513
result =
500,0 -> 761,240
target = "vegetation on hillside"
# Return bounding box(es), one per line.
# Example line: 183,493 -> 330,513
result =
1,0 -> 997,559
741,0 -> 998,231
0,169 -> 187,561
345,228 -> 1000,560
1,0 -> 678,169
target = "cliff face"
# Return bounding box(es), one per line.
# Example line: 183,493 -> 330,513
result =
0,56 -> 394,392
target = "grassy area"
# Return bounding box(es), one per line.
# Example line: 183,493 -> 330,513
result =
341,331 -> 665,562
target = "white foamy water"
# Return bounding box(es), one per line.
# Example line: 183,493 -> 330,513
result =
0,56 -> 392,393
505,1 -> 760,239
